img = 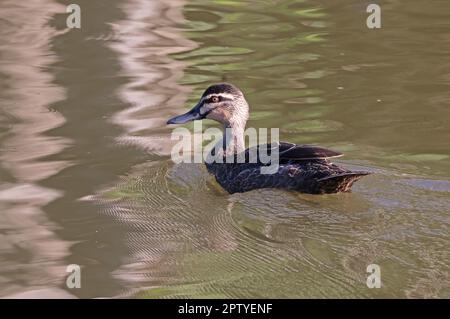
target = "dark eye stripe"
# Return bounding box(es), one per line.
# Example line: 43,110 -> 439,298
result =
204,96 -> 232,103
205,96 -> 219,103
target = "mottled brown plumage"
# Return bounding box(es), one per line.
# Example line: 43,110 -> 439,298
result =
205,142 -> 369,194
168,84 -> 370,194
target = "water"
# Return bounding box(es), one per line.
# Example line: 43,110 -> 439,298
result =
0,0 -> 449,298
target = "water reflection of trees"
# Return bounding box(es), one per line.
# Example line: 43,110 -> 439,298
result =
0,0 -> 72,297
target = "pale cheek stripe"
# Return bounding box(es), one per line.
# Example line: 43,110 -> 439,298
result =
200,103 -> 213,115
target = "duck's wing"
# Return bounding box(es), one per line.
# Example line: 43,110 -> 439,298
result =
278,142 -> 343,161
243,142 -> 342,163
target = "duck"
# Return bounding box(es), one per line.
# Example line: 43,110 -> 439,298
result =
167,83 -> 370,194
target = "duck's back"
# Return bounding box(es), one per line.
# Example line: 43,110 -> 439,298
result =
205,142 -> 370,194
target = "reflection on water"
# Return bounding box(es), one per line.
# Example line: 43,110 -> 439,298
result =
0,0 -> 449,298
0,0 -> 72,297
106,0 -> 198,289
110,0 -> 196,156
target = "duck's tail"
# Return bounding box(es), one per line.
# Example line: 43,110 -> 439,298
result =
316,171 -> 371,194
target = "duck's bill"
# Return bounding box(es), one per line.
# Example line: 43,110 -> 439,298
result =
167,103 -> 204,124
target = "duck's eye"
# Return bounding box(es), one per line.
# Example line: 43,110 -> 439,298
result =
211,96 -> 219,103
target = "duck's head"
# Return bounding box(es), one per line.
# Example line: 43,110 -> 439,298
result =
167,83 -> 249,128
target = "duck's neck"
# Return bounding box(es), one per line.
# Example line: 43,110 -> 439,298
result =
222,121 -> 246,156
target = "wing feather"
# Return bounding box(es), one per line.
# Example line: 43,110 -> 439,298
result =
278,142 -> 343,160
243,142 -> 342,163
